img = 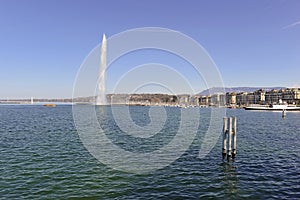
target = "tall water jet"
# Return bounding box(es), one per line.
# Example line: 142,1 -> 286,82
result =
96,34 -> 107,105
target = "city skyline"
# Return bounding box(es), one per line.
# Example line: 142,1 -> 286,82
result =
0,0 -> 300,98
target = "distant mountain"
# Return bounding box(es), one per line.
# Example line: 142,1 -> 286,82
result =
199,87 -> 286,96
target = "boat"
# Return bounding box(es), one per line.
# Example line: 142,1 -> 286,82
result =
43,104 -> 56,107
245,99 -> 300,111
244,104 -> 300,111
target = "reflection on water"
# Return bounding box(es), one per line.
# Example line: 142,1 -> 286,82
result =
221,162 -> 238,196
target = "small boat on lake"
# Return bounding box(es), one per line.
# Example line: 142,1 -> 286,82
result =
43,104 -> 56,107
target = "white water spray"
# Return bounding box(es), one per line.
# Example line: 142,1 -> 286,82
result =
96,34 -> 107,105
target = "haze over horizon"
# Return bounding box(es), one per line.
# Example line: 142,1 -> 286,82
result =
0,0 -> 299,98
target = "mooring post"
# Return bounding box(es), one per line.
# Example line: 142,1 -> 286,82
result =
232,117 -> 237,160
222,117 -> 228,160
227,117 -> 232,161
222,116 -> 237,161
282,109 -> 286,118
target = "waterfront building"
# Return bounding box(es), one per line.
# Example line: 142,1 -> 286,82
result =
96,88 -> 300,107
199,96 -> 210,106
210,94 -> 220,106
178,95 -> 190,106
282,88 -> 300,105
219,93 -> 226,106
253,89 -> 265,104
209,93 -> 226,106
265,90 -> 282,104
189,95 -> 200,106
246,89 -> 266,105
236,92 -> 248,106
226,92 -> 236,106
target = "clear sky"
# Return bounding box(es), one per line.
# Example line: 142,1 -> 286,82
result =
0,0 -> 299,98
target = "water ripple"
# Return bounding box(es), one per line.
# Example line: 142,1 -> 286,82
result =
0,106 -> 299,199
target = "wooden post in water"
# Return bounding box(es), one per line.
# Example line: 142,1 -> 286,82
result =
222,117 -> 228,160
282,109 -> 286,118
222,116 -> 237,161
232,117 -> 237,160
227,117 -> 232,161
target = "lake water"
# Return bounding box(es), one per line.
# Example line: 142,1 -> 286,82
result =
1,105 -> 299,199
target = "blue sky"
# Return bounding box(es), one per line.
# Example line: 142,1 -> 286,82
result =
0,0 -> 299,98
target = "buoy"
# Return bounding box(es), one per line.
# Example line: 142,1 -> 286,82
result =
43,104 -> 56,107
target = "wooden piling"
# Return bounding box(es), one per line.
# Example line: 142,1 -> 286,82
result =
232,117 -> 237,160
227,117 -> 232,161
282,109 -> 286,118
222,117 -> 228,160
222,116 -> 237,161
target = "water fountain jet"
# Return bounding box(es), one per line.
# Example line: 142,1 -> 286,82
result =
96,34 -> 107,105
